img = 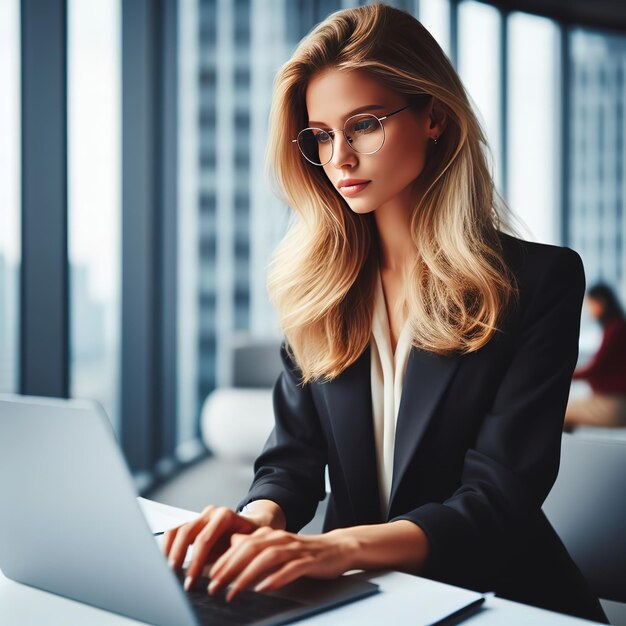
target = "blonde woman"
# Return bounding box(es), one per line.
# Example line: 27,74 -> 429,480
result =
164,4 -> 607,622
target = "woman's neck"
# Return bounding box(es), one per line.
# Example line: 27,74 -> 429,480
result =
373,198 -> 415,273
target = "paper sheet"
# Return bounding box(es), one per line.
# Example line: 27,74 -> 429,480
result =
136,497 -> 199,534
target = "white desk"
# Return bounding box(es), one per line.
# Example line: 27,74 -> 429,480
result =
0,567 -> 603,625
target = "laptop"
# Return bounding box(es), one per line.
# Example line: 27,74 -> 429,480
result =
0,394 -> 379,626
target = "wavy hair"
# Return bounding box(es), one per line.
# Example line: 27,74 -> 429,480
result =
266,3 -> 519,384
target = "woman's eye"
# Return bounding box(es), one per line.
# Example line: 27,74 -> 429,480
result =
353,119 -> 375,133
315,132 -> 331,144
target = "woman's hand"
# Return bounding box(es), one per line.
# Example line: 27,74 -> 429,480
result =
162,505 -> 262,591
162,500 -> 286,592
206,527 -> 358,602
206,520 -> 428,601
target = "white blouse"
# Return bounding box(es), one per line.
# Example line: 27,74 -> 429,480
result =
370,266 -> 413,518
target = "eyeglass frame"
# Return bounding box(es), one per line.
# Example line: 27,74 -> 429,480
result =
291,104 -> 413,166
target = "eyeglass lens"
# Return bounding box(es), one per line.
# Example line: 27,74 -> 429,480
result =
297,114 -> 384,165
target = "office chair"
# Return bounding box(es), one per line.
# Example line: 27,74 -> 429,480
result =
230,334 -> 283,388
542,433 -> 626,604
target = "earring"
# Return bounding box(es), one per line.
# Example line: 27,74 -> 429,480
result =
432,136 -> 438,146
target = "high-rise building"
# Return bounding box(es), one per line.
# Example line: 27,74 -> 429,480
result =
569,30 -> 626,299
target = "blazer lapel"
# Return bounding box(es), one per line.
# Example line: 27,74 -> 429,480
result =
388,348 -> 462,515
321,345 -> 383,525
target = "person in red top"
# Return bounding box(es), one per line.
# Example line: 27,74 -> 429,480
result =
564,283 -> 626,431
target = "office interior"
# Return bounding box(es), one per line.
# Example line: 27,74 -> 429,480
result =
0,0 -> 625,624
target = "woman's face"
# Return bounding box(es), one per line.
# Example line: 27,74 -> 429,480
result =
304,68 -> 441,215
587,296 -> 605,320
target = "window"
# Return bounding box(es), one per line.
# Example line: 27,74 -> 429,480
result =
507,13 -> 560,245
177,0 -> 202,452
68,0 -> 122,431
568,28 -> 626,354
458,1 -> 503,191
0,0 -> 20,394
419,0 -> 451,59
569,29 -> 626,291
178,0 -> 297,453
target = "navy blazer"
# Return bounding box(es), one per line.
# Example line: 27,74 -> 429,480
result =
239,233 -> 608,623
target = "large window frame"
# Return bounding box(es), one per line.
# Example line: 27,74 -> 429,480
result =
20,0 -> 69,398
120,0 -> 180,486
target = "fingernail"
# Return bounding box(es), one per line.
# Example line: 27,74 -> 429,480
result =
254,581 -> 268,592
169,558 -> 176,568
184,576 -> 193,592
208,579 -> 219,595
226,587 -> 237,602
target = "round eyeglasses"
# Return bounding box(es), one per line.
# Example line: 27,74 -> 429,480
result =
292,105 -> 412,166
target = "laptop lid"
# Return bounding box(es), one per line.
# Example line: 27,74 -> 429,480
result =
0,394 -> 379,625
0,394 -> 198,626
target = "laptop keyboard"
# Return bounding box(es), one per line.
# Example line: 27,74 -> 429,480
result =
175,571 -> 305,626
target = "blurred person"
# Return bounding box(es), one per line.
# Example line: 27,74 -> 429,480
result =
162,4 -> 606,622
564,283 -> 626,431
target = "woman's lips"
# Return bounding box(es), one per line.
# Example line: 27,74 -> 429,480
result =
338,181 -> 370,197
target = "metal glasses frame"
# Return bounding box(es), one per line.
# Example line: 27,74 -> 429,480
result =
292,104 -> 412,166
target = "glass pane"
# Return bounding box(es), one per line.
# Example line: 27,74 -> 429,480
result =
178,0 -> 295,453
569,29 -> 626,290
177,0 -> 201,453
568,28 -> 626,355
458,1 -> 502,191
507,13 -> 560,245
419,0 -> 451,60
0,0 -> 21,394
68,0 -> 121,432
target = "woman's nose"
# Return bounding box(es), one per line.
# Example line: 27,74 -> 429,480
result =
330,132 -> 357,169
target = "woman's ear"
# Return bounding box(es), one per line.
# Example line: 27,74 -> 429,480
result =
428,98 -> 448,139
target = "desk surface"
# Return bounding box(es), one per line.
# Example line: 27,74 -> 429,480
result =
0,567 -> 602,626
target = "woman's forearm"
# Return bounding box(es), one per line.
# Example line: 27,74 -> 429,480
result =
330,520 -> 430,575
240,505 -> 430,575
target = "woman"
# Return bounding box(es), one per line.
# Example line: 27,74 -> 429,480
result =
164,4 -> 607,622
565,283 -> 626,431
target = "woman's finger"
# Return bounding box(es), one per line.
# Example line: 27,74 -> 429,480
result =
161,524 -> 181,557
224,542 -> 306,601
208,527 -> 278,585
168,506 -> 216,570
253,556 -> 316,594
183,507 -> 244,589
228,531 -> 249,548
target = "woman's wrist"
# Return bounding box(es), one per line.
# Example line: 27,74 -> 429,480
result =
329,520 -> 430,575
239,499 -> 287,530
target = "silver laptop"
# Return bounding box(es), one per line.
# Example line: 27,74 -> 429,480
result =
0,394 -> 378,625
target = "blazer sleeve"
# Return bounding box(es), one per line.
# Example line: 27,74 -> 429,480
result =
391,247 -> 586,585
237,343 -> 327,532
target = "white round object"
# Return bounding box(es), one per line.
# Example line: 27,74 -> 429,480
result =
200,388 -> 274,461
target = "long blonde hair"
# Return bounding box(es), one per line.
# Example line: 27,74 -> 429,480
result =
266,3 -> 518,384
